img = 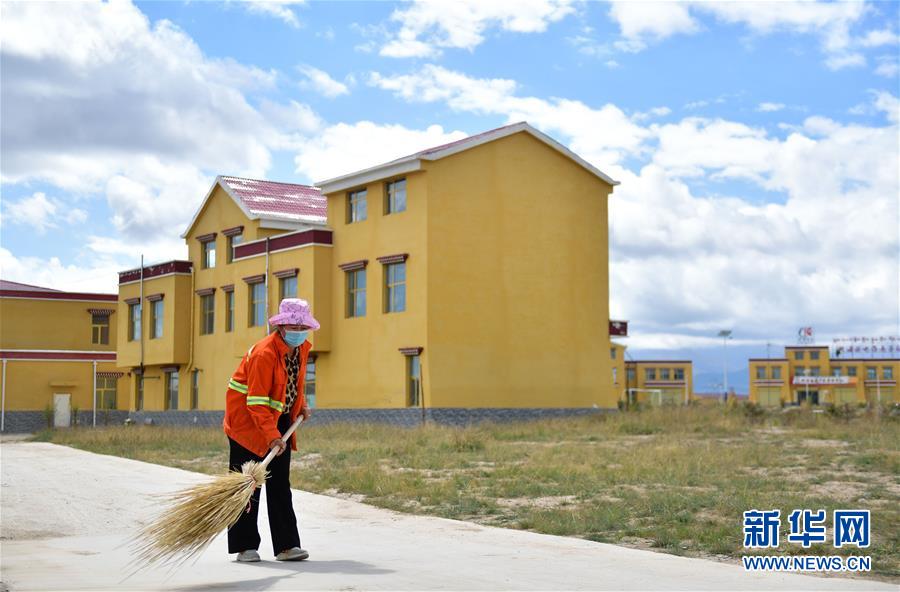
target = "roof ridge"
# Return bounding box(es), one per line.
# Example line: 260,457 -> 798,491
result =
219,174 -> 319,189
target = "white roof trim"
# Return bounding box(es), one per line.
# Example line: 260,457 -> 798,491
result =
314,122 -> 619,193
316,160 -> 423,195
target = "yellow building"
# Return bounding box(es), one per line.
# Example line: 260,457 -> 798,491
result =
0,280 -> 124,431
623,360 -> 694,406
749,345 -> 898,407
116,123 -> 621,423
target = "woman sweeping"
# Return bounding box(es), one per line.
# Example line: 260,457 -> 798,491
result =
223,298 -> 318,563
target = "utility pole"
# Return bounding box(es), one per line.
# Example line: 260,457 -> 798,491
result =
718,330 -> 732,399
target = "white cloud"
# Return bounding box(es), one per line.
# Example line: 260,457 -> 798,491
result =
856,28 -> 899,48
295,121 -> 467,182
369,64 -> 651,166
380,0 -> 575,58
0,247 -> 124,293
240,0 -> 305,28
825,52 -> 866,70
632,106 -> 671,121
874,56 -> 899,78
757,102 -> 785,112
298,65 -> 350,97
2,192 -> 88,234
608,1 -> 699,52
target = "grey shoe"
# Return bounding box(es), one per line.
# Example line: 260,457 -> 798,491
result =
236,549 -> 261,562
275,547 -> 309,561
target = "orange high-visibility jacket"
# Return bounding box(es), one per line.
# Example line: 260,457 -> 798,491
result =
224,332 -> 311,457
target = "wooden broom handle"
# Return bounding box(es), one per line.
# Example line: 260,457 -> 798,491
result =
260,415 -> 304,469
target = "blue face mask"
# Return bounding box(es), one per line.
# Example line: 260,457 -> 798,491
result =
283,330 -> 308,347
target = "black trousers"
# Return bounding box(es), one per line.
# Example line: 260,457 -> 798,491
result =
227,414 -> 301,554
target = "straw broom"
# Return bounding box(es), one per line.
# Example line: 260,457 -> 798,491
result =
130,416 -> 304,569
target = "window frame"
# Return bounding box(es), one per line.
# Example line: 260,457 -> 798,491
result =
645,368 -> 656,381
407,354 -> 422,407
191,369 -> 199,410
128,303 -> 141,342
249,282 -> 266,327
756,366 -> 767,380
674,368 -> 685,381
346,269 -> 366,318
91,313 -> 110,345
201,239 -> 216,269
304,357 -> 316,408
847,366 -> 857,377
225,290 -> 235,332
384,262 -> 406,313
165,371 -> 179,410
772,367 -> 782,380
280,275 -> 298,301
882,366 -> 893,380
150,299 -> 164,339
794,351 -> 804,360
227,233 -> 243,264
347,189 -> 368,223
97,376 -> 117,410
810,350 -> 820,360
200,294 -> 215,335
385,178 -> 407,214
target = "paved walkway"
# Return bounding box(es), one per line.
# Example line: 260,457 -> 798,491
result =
0,442 -> 890,591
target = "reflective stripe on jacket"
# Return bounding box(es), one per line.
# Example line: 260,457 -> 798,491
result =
223,332 -> 311,457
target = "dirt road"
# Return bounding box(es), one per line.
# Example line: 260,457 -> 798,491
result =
0,442 -> 889,591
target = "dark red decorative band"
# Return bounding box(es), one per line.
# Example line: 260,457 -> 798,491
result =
87,308 -> 115,316
243,274 -> 266,284
376,253 -> 409,265
233,229 -> 333,259
221,284 -> 235,293
195,287 -> 216,296
124,297 -> 141,305
0,351 -> 117,361
196,232 -> 217,242
273,268 -> 299,279
624,360 -> 693,364
399,347 -> 423,356
1,289 -> 118,302
222,225 -> 244,237
118,260 -> 192,284
338,259 -> 369,272
146,293 -> 164,302
97,372 -> 125,378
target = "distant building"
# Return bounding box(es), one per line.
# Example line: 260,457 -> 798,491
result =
0,280 -> 123,431
749,345 -> 898,406
624,359 -> 694,406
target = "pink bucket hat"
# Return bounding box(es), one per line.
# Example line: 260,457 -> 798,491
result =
268,298 -> 320,330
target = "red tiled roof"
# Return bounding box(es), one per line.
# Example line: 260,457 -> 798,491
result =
219,176 -> 327,223
0,279 -> 62,292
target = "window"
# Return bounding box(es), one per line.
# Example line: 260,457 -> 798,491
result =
191,369 -> 199,410
227,233 -> 243,264
612,367 -> 618,384
660,368 -> 671,380
756,366 -> 767,380
280,276 -> 297,300
645,368 -> 656,381
407,355 -> 422,407
809,350 -> 820,360
794,351 -> 804,360
866,367 -> 877,380
847,366 -> 857,377
128,303 -> 141,341
150,300 -> 163,339
831,366 -> 841,376
385,178 -> 406,214
135,376 -> 144,411
772,367 -> 782,380
202,239 -> 216,269
884,367 -> 894,380
626,367 -> 636,382
346,269 -> 366,317
97,376 -> 117,409
225,291 -> 235,332
610,348 -> 617,360
384,262 -> 406,313
304,358 -> 316,408
347,189 -> 367,223
165,371 -> 179,410
674,368 -> 685,381
249,282 -> 266,327
91,314 -> 110,345
809,367 -> 821,377
200,294 -> 215,335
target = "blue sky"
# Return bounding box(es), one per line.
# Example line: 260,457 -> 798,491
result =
1,1 -> 898,390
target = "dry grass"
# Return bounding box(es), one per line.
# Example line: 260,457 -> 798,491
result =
35,405 -> 900,580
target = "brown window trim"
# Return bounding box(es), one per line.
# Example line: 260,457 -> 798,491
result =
124,297 -> 141,305
87,308 -> 115,316
377,253 -> 409,265
338,259 -> 368,272
221,284 -> 235,293
145,293 -> 164,302
243,274 -> 266,284
222,226 -> 244,237
399,347 -> 423,356
195,287 -> 216,296
196,232 -> 217,242
273,268 -> 299,279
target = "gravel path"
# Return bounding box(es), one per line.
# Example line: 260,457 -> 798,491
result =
0,442 -> 890,591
